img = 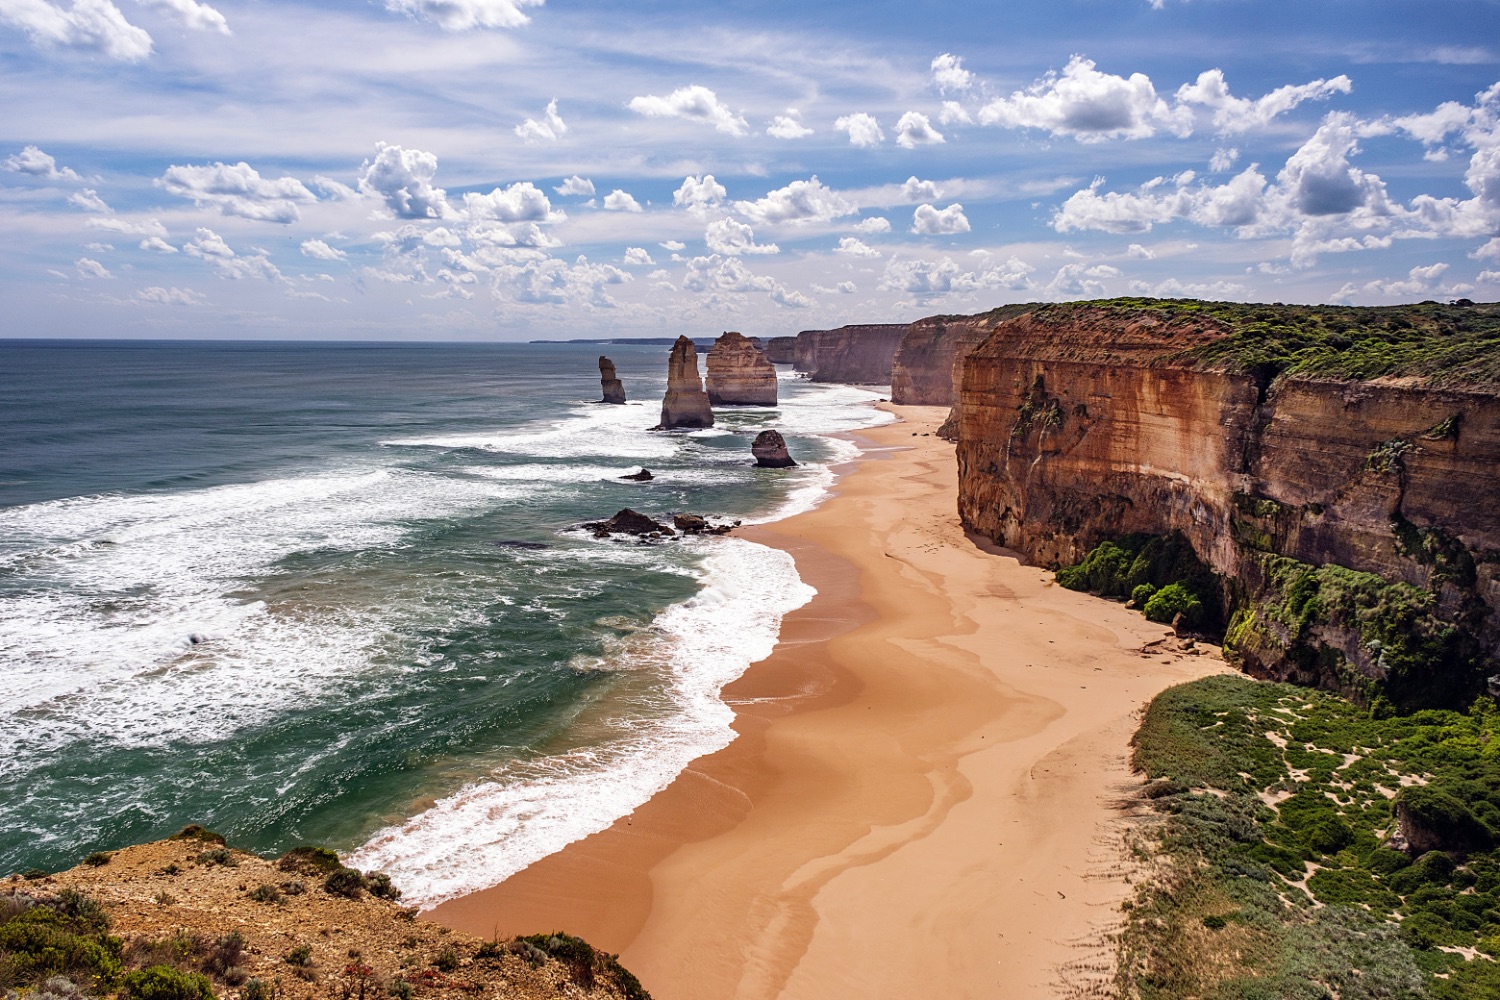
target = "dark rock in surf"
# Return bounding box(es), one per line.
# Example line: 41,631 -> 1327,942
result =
619,468 -> 654,481
585,508 -> 674,537
752,429 -> 797,468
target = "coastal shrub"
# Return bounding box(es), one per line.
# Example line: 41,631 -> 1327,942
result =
1054,532 -> 1224,629
202,934 -> 244,979
323,869 -> 366,899
1129,582 -> 1156,606
246,885 -> 281,905
194,849 -> 235,868
170,827 -> 225,847
1142,582 -> 1203,627
282,946 -> 312,968
83,853 -> 111,868
385,980 -> 412,1000
363,873 -> 400,901
431,947 -> 458,973
120,966 -> 215,1000
0,896 -> 123,989
277,847 -> 342,875
1396,785 -> 1494,853
241,979 -> 268,1000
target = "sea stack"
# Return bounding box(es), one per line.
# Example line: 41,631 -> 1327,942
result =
655,335 -> 714,429
706,331 -> 778,406
598,356 -> 626,404
752,429 -> 797,468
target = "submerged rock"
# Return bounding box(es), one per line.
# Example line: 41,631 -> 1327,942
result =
706,331 -> 777,406
585,508 -> 674,537
654,336 -> 714,430
752,429 -> 797,468
619,468 -> 654,481
599,355 -> 626,404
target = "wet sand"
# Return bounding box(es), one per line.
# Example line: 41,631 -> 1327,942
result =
430,404 -> 1227,998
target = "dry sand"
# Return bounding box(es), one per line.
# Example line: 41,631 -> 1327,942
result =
431,404 -> 1228,999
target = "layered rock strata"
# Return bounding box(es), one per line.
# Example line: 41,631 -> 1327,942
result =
792,324 -> 908,383
889,305 -> 1034,437
764,336 -> 797,364
598,355 -> 626,404
751,429 -> 797,468
953,300 -> 1500,707
655,335 -> 714,429
706,331 -> 778,405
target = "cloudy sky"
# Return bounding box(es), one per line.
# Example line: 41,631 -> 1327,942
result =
3,0 -> 1499,340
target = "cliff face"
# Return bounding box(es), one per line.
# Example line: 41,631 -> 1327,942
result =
890,306 -> 1033,407
764,336 -> 797,364
954,302 -> 1500,707
793,324 -> 908,383
706,331 -> 777,405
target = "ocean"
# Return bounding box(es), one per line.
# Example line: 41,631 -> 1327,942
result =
0,339 -> 892,906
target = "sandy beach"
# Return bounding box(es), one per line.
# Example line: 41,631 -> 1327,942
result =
430,404 -> 1228,998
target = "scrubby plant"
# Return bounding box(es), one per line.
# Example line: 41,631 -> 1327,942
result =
245,885 -> 281,905
276,848 -> 341,876
282,946 -> 311,969
1142,582 -> 1203,626
83,853 -> 111,868
194,849 -> 235,868
362,874 -> 400,901
322,869 -> 365,899
240,979 -> 268,1000
169,827 -> 225,847
119,966 -> 214,1000
430,947 -> 458,973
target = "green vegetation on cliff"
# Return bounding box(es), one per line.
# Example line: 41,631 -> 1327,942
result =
1120,675 -> 1500,999
1054,532 -> 1224,631
1034,298 -> 1500,387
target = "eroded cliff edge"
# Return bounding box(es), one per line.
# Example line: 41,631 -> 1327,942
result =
952,299 -> 1500,708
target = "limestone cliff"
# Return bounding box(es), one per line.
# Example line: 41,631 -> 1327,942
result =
792,324 -> 908,383
599,355 -> 626,404
953,299 -> 1500,708
706,332 -> 777,405
764,336 -> 797,364
655,335 -> 714,430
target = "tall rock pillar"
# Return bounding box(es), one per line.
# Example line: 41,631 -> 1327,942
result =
655,336 -> 715,429
599,356 -> 626,404
706,331 -> 778,405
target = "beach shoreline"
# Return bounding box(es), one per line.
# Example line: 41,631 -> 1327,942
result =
429,403 -> 1228,998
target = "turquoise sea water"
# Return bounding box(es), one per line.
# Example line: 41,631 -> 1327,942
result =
0,340 -> 891,904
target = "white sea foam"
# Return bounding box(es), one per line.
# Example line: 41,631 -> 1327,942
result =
385,400 -> 678,460
347,536 -> 814,906
0,468 -> 518,764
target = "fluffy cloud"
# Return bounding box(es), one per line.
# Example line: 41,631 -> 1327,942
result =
1348,262 -> 1451,298
183,226 -> 283,280
75,256 -> 111,279
1176,70 -> 1351,134
138,0 -> 229,34
704,218 -> 778,255
554,175 -> 594,197
1053,167 -> 1269,234
979,56 -> 1188,142
158,161 -> 317,223
622,247 -> 654,266
1210,147 -> 1240,173
1127,243 -> 1155,259
939,101 -> 973,125
673,174 -> 726,215
1047,262 -> 1120,297
67,188 -> 109,212
853,216 -> 892,233
879,254 -> 1034,298
834,236 -> 881,258
489,254 -> 631,308
88,216 -> 167,238
136,286 -> 205,305
0,0 -> 152,61
515,99 -> 566,142
682,254 -> 808,306
902,176 -> 943,202
627,85 -> 748,135
1278,114 -> 1391,217
931,53 -> 974,94
383,0 -> 543,31
301,239 -> 346,261
358,143 -> 452,220
766,109 -> 813,139
659,239 -> 686,252
4,145 -> 81,181
139,236 -> 177,253
834,112 -> 884,148
912,203 -> 971,235
895,112 -> 944,149
602,189 -> 642,212
734,176 -> 857,225
463,181 -> 555,222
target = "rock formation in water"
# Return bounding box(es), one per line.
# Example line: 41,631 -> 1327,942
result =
951,299 -> 1500,709
598,356 -> 626,404
706,331 -> 778,405
655,335 -> 714,429
586,508 -> 673,537
619,468 -> 653,481
751,429 -> 797,468
764,336 -> 797,364
792,324 -> 908,383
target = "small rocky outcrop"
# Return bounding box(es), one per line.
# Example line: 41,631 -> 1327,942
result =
752,429 -> 797,468
585,509 -> 674,537
673,513 -> 736,535
655,336 -> 714,429
1391,786 -> 1495,855
706,332 -> 777,405
619,468 -> 654,481
599,356 -> 626,404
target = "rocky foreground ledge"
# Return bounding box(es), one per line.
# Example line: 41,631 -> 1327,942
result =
1,829 -> 648,1000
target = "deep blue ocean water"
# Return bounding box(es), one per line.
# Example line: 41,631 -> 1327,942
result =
0,340 -> 890,904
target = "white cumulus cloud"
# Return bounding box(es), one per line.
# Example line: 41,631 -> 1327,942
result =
734,176 -> 857,225
902,176 -> 943,202
766,109 -> 813,139
1176,70 -> 1352,134
67,188 -> 109,212
622,247 -> 654,266
554,175 -> 594,197
4,145 -> 82,181
515,99 -> 566,142
384,0 -> 543,31
704,217 -> 778,255
139,236 -> 177,253
75,256 -> 111,279
834,236 -> 881,258
138,0 -> 228,34
834,112 -> 884,148
978,56 -> 1189,142
627,85 -> 748,135
912,203 -> 971,235
895,111 -> 944,149
931,53 -> 974,94
853,216 -> 892,234
0,0 -> 153,61
463,181 -> 555,222
880,254 -> 1034,298
673,174 -> 726,215
136,285 -> 205,305
358,142 -> 452,220
158,161 -> 317,224
602,189 -> 642,212
939,101 -> 972,125
301,239 -> 346,260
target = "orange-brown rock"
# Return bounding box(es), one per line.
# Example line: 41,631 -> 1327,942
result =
792,324 -> 908,383
953,301 -> 1500,707
655,335 -> 714,430
705,331 -> 777,405
763,336 -> 797,364
890,306 -> 1034,437
598,355 -> 626,404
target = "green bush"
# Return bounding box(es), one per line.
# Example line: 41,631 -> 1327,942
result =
1130,582 -> 1156,605
364,873 -> 401,901
1397,785 -> 1494,853
119,966 -> 215,1000
169,826 -> 225,846
1143,583 -> 1203,626
277,847 -> 342,875
83,853 -> 111,868
323,868 -> 366,899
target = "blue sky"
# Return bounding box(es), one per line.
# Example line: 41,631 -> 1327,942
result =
2,0 -> 1498,340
